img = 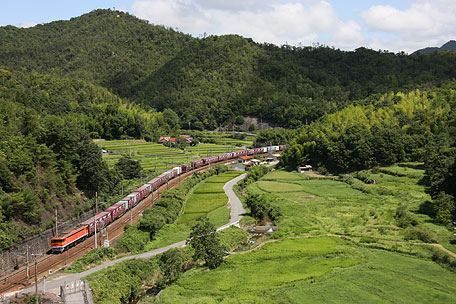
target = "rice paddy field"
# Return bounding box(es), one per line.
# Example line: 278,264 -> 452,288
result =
178,171 -> 243,227
149,165 -> 456,303
97,136 -> 251,173
143,171 -> 243,252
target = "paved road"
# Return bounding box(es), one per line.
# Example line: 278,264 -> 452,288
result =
19,173 -> 247,295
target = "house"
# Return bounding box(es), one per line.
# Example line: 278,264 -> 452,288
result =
238,156 -> 252,164
298,165 -> 313,173
157,136 -> 170,144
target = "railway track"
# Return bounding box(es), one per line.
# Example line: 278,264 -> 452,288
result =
0,159 -> 234,295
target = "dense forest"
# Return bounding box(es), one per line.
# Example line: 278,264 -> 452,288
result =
1,8 -> 456,249
281,82 -> 456,223
1,9 -> 456,129
0,69 -> 180,250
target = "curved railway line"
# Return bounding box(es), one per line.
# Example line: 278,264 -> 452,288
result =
0,159 -> 234,295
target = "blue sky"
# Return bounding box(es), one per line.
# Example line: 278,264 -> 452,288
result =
1,0 -> 453,53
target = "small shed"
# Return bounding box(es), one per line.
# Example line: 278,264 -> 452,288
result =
249,226 -> 278,234
298,165 -> 313,173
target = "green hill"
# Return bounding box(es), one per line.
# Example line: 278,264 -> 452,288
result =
2,9 -> 456,128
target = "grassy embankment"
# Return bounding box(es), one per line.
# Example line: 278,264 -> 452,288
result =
152,166 -> 456,303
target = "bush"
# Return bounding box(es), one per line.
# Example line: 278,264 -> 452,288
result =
404,227 -> 437,243
115,225 -> 150,253
68,247 -> 115,272
217,226 -> 249,251
395,203 -> 418,228
245,193 -> 280,222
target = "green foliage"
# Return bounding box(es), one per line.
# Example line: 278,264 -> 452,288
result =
217,226 -> 248,252
114,156 -> 142,179
404,226 -> 437,243
433,192 -> 455,224
115,225 -> 150,253
245,193 -> 281,222
240,165 -> 269,187
2,10 -> 456,130
282,85 -> 456,173
158,248 -> 184,286
394,203 -> 418,228
68,247 -> 115,273
188,216 -> 225,269
87,258 -> 160,304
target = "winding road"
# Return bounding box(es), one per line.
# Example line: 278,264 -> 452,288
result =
18,173 -> 247,296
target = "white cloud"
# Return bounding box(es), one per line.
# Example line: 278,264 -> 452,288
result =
132,0 -> 364,49
361,0 -> 456,52
19,20 -> 38,28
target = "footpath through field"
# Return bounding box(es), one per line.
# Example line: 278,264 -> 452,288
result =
18,173 -> 247,296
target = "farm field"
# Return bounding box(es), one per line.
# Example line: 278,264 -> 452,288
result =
178,171 -> 243,227
156,236 -> 456,304
143,171 -> 243,252
153,166 -> 456,303
97,139 -> 248,173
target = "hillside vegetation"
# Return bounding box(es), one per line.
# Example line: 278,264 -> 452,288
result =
2,9 -> 456,129
153,168 -> 456,303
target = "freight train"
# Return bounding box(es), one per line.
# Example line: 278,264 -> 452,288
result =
50,145 -> 285,253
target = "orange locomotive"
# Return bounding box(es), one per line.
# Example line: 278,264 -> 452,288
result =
50,225 -> 88,253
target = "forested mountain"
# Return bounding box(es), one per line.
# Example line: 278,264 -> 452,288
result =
0,68 -> 179,250
1,9 -> 456,128
2,8 -> 456,247
412,40 -> 456,55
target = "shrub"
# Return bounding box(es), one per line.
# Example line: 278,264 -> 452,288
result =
115,225 -> 150,253
217,226 -> 249,251
404,227 -> 437,243
395,203 -> 418,228
68,247 -> 115,272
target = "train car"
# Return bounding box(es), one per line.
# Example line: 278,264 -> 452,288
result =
81,211 -> 112,235
147,177 -> 162,192
50,225 -> 89,253
273,146 -> 279,151
121,196 -> 135,209
279,145 -> 286,151
191,159 -> 204,169
172,167 -> 181,177
253,148 -> 262,154
247,149 -> 255,155
127,192 -> 140,206
181,164 -> 189,172
105,202 -> 126,221
133,185 -> 150,202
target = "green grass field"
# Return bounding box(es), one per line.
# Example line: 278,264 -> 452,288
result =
149,166 -> 456,303
142,171 -> 243,253
178,171 -> 243,227
98,139 -> 248,172
154,236 -> 456,304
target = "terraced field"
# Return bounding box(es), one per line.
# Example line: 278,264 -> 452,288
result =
150,166 -> 456,303
98,138 -> 250,172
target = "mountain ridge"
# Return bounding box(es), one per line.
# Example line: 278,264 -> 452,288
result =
412,40 -> 456,55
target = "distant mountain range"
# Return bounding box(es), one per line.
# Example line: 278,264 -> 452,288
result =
412,40 -> 456,55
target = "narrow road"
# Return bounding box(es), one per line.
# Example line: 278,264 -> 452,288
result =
19,172 -> 247,295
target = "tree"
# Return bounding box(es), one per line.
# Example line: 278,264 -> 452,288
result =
114,156 -> 142,180
158,248 -> 184,285
187,216 -> 224,269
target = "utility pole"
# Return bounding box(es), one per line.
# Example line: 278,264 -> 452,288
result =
94,192 -> 98,249
55,209 -> 58,237
31,253 -> 42,304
